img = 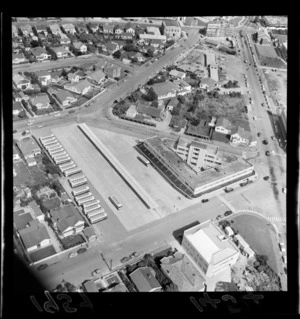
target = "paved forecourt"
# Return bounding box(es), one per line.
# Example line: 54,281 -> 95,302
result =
52,123 -> 160,231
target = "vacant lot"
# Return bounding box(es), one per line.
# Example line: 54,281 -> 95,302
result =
264,70 -> 287,108
231,212 -> 280,273
256,44 -> 278,58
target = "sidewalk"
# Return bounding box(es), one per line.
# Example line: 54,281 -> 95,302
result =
217,195 -> 238,213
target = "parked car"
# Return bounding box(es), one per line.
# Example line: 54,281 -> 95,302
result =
283,267 -> 287,275
266,151 -> 270,156
282,188 -> 287,194
69,252 -> 78,258
121,256 -> 131,263
279,242 -> 286,253
131,252 -> 140,258
257,132 -> 261,137
77,248 -> 87,254
224,210 -> 233,216
262,139 -> 268,145
253,116 -> 257,120
271,136 -> 275,140
224,187 -> 234,193
263,176 -> 270,181
37,264 -> 48,271
201,199 -> 209,203
113,100 -> 118,104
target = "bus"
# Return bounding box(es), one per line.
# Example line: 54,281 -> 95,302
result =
137,155 -> 150,166
46,143 -> 61,150
76,196 -> 95,206
88,211 -> 108,224
75,192 -> 93,202
55,157 -> 72,165
72,185 -> 90,197
83,200 -> 100,209
68,173 -> 85,183
41,137 -> 56,144
86,209 -> 105,219
69,177 -> 87,188
109,196 -> 122,209
52,151 -> 67,159
64,167 -> 82,177
43,140 -> 58,147
83,204 -> 102,214
49,147 -> 64,155
60,163 -> 75,172
59,161 -> 74,170
40,134 -> 55,142
53,154 -> 69,161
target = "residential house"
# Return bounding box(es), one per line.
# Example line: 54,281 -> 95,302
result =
215,117 -> 234,135
162,20 -> 181,39
12,24 -> 19,37
73,41 -> 87,53
13,102 -> 23,116
34,24 -> 48,36
166,97 -> 179,111
29,201 -> 45,222
129,267 -> 162,292
30,94 -> 51,110
64,79 -> 92,95
124,22 -> 135,35
174,79 -> 192,95
103,64 -> 121,79
87,69 -> 106,85
54,89 -> 77,107
67,72 -> 80,83
137,103 -> 166,121
76,23 -> 89,34
125,105 -> 137,118
146,26 -> 161,35
122,57 -> 131,64
89,23 -> 99,33
139,33 -> 167,45
160,252 -> 206,291
105,42 -> 119,54
49,24 -> 62,35
103,24 -> 114,34
14,210 -> 34,231
48,204 -> 85,238
13,74 -> 32,91
49,70 -> 63,83
230,121 -> 255,146
83,227 -> 97,242
13,52 -> 27,64
59,33 -> 71,45
20,24 -> 33,36
114,25 -> 123,35
132,52 -> 145,62
19,221 -> 51,252
151,81 -> 178,100
74,69 -> 86,79
150,38 -> 164,48
182,220 -> 240,277
61,23 -> 76,34
35,70 -> 52,86
185,120 -> 213,140
31,46 -> 51,62
52,46 -> 69,59
199,78 -> 220,91
169,69 -> 186,80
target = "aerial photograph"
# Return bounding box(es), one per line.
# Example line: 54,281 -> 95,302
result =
12,16 -> 287,294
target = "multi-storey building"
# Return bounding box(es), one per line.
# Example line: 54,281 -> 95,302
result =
162,20 -> 181,39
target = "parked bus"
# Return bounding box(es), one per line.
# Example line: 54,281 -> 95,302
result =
75,192 -> 93,202
72,185 -> 90,197
64,167 -> 82,177
69,177 -> 87,188
86,209 -> 105,219
40,134 -> 55,142
49,147 -> 64,155
60,163 -> 75,172
55,157 -> 72,165
41,137 -> 56,144
76,196 -> 95,206
59,161 -> 74,170
52,151 -> 67,159
68,173 -> 85,183
109,196 -> 122,209
83,200 -> 100,209
83,204 -> 102,214
43,140 -> 58,147
53,154 -> 69,161
88,211 -> 108,224
46,143 -> 61,150
137,155 -> 150,166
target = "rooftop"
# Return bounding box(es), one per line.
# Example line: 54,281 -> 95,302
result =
54,89 -> 76,102
83,227 -> 97,239
18,137 -> 41,156
186,121 -> 212,138
129,266 -> 161,292
83,280 -> 98,292
14,212 -> 34,231
64,79 -> 91,93
29,200 -> 44,217
151,81 -> 178,97
19,222 -> 50,249
13,101 -> 23,111
137,103 -> 164,118
164,20 -> 180,27
88,69 -> 106,82
184,221 -> 239,265
31,46 -> 48,56
30,93 -> 50,106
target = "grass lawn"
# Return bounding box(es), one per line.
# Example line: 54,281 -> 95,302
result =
29,245 -> 57,262
230,213 -> 280,273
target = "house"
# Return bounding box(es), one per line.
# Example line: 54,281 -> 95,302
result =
12,24 -> 19,37
76,23 -> 89,34
103,24 -> 114,34
182,220 -> 240,277
162,20 -> 181,39
13,74 -> 32,91
61,23 -> 76,34
49,70 -> 63,83
20,24 -> 33,36
73,41 -> 87,53
137,103 -> 166,121
30,46 -> 51,62
52,46 -> 70,59
215,117 -> 234,135
89,23 -> 99,33
124,22 -> 135,35
59,33 -> 71,45
185,120 -> 212,140
74,69 -> 86,79
19,221 -> 51,252
14,210 -> 33,231
54,90 -> 77,106
151,81 -> 178,100
64,79 -> 92,95
67,72 -> 80,83
29,200 -> 45,222
199,78 -> 220,91
48,204 -> 85,238
87,69 -> 106,85
132,52 -> 145,62
35,70 -> 52,86
49,23 -> 62,35
160,252 -> 206,291
13,52 -> 27,65
34,24 -> 48,36
243,245 -> 255,259
230,121 -> 253,146
83,227 -> 97,242
120,32 -> 133,40
146,26 -> 161,36
13,145 -> 21,161
104,64 -> 121,79
30,94 -> 51,110
169,116 -> 188,130
105,42 -> 119,54
114,25 -> 123,34
174,79 -> 192,95
125,105 -> 137,118
129,267 -> 162,292
139,33 -> 167,44
150,38 -> 164,48
166,97 -> 178,111
122,57 -> 131,64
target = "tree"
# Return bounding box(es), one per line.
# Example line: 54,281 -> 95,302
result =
113,50 -> 121,59
260,38 -> 263,45
18,110 -> 27,118
31,105 -> 37,113
146,48 -> 154,57
177,95 -> 185,104
256,255 -> 268,267
143,87 -> 157,101
61,68 -> 68,77
30,40 -> 40,48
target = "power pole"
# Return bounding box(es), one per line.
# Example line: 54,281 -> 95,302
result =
100,253 -> 111,271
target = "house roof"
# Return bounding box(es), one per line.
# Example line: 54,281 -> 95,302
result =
20,24 -> 33,32
231,120 -> 251,139
35,70 -> 51,77
186,121 -> 211,138
18,137 -> 40,156
65,79 -> 91,93
83,281 -> 98,292
19,222 -> 50,248
35,24 -> 47,32
103,23 -> 114,30
200,77 -> 217,88
88,69 -> 106,82
151,81 -> 178,97
83,227 -> 97,239
14,212 -> 34,231
73,41 -> 85,49
54,89 -> 76,102
29,200 -> 44,217
105,42 -> 118,51
164,20 -> 180,27
124,22 -> 134,30
52,46 -> 69,54
169,69 -> 186,78
13,53 -> 25,60
215,117 -> 233,130
49,204 -> 84,233
121,32 -> 133,37
62,23 -> 75,30
129,267 -> 161,292
167,97 -> 179,106
13,74 -> 30,85
137,103 -> 163,118
30,93 -> 50,106
13,101 -> 23,111
49,24 -> 61,32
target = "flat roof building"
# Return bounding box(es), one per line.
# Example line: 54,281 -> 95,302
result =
17,137 -> 41,159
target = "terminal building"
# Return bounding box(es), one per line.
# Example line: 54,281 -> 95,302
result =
137,136 -> 256,198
